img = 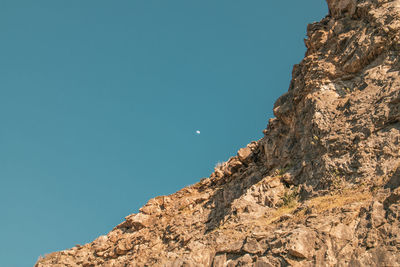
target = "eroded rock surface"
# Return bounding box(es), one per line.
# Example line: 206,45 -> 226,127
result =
36,0 -> 400,266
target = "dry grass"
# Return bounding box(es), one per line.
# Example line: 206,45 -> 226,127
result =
306,190 -> 372,214
264,205 -> 299,225
214,161 -> 225,170
258,189 -> 372,227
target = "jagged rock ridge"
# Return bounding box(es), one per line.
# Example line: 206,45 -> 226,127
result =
36,0 -> 400,266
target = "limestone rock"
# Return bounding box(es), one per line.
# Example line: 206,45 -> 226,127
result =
237,146 -> 252,163
212,254 -> 226,267
242,237 -> 263,254
254,257 -> 274,267
326,0 -> 356,18
286,228 -> 316,259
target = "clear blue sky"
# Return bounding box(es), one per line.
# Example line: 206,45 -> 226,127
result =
0,1 -> 327,266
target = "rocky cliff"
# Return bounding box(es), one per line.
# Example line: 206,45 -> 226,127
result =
36,0 -> 400,266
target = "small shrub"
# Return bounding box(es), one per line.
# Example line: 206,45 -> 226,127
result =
329,168 -> 345,189
214,161 -> 224,170
282,189 -> 298,208
275,164 -> 291,176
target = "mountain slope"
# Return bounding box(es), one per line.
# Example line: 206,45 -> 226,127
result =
36,0 -> 400,266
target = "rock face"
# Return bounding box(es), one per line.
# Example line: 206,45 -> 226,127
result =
36,0 -> 400,266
